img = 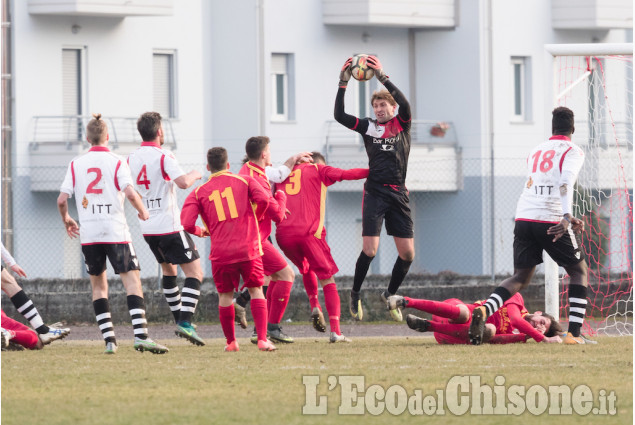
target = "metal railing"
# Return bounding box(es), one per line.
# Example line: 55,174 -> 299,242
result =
29,115 -> 177,151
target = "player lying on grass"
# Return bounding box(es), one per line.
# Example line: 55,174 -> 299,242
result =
1,310 -> 44,351
275,152 -> 369,343
387,293 -> 563,344
181,147 -> 277,352
1,242 -> 70,345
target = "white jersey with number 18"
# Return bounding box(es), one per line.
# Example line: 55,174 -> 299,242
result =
59,146 -> 134,245
127,142 -> 186,235
515,135 -> 585,223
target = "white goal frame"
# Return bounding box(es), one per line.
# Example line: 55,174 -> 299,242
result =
543,42 -> 633,323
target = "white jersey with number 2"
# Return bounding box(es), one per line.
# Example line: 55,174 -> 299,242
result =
60,146 -> 134,245
127,142 -> 186,235
515,135 -> 585,223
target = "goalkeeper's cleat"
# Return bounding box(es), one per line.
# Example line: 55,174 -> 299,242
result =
562,332 -> 586,345
103,341 -> 118,355
224,340 -> 240,352
406,314 -> 430,333
233,299 -> 248,329
329,332 -> 352,343
39,325 -> 71,345
311,307 -> 326,333
469,306 -> 487,345
250,326 -> 258,345
175,322 -> 206,346
267,324 -> 294,344
258,339 -> 277,351
381,291 -> 403,322
349,290 -> 363,321
134,337 -> 169,354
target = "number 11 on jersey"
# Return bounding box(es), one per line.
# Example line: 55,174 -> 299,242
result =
209,187 -> 238,221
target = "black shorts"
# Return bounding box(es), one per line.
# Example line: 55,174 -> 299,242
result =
513,220 -> 585,269
143,231 -> 200,265
82,243 -> 141,276
362,183 -> 414,238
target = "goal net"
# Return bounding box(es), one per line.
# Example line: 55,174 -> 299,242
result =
546,43 -> 633,336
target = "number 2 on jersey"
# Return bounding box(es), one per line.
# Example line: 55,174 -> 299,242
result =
136,165 -> 151,190
531,150 -> 556,173
86,168 -> 103,194
209,187 -> 238,221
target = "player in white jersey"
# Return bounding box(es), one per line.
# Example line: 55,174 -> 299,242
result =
1,242 -> 70,344
469,107 -> 590,345
56,113 -> 169,355
127,111 -> 206,346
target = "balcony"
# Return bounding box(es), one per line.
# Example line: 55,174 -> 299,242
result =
28,116 -> 176,191
28,0 -> 173,17
552,0 -> 632,30
322,0 -> 456,29
324,120 -> 462,192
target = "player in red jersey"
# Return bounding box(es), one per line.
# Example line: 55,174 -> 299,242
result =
238,136 -> 296,344
181,147 -> 276,352
469,107 -> 589,345
57,114 -> 168,355
128,112 -> 206,346
275,152 -> 368,342
1,310 -> 44,350
387,293 -> 563,344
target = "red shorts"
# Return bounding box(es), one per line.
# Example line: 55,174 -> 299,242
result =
262,239 -> 288,276
276,234 -> 339,280
432,299 -> 475,345
1,309 -> 39,349
212,257 -> 265,294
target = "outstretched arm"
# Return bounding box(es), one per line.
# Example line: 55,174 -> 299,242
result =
366,55 -> 411,123
334,57 -> 365,131
320,165 -> 369,187
507,305 -> 548,343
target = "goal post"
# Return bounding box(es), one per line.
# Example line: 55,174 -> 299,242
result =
544,43 -> 633,335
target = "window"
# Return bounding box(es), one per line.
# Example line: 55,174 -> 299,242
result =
153,51 -> 177,118
271,53 -> 295,121
62,48 -> 84,141
511,56 -> 532,122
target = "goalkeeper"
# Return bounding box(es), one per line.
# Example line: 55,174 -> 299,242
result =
334,55 -> 414,323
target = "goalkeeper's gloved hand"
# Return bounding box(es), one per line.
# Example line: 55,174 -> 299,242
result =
367,55 -> 388,84
339,57 -> 352,88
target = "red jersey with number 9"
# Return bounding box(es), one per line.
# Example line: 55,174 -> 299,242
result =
515,135 -> 585,223
181,170 -> 270,265
59,146 -> 134,244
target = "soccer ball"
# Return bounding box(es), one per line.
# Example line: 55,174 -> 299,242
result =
350,54 -> 374,82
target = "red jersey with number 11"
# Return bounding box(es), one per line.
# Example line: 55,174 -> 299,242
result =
181,170 -> 270,265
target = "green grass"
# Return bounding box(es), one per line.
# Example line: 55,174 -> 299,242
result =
2,335 -> 632,425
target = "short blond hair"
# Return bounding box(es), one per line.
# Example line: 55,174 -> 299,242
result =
86,113 -> 108,145
371,90 -> 396,107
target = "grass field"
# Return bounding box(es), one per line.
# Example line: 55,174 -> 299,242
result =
1,331 -> 632,425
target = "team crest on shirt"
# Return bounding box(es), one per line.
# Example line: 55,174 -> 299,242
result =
82,196 -> 89,209
526,177 -> 533,189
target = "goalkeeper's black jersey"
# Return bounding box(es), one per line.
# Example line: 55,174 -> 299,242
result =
334,80 -> 412,187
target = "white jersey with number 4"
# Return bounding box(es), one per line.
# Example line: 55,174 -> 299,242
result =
127,142 -> 186,235
60,146 -> 134,245
515,135 -> 585,223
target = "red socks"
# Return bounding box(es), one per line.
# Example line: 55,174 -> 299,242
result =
250,298 -> 268,342
303,272 -> 320,310
323,283 -> 341,335
405,298 -> 462,321
218,305 -> 236,345
267,281 -> 293,324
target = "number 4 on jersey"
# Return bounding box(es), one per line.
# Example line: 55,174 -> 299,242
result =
137,165 -> 151,190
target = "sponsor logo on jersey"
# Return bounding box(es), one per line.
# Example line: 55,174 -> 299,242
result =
526,177 -> 533,188
381,144 -> 394,151
82,196 -> 89,209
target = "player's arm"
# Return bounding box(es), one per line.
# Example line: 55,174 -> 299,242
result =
547,148 -> 586,241
266,152 -> 313,184
161,153 -> 202,189
488,333 -> 529,344
320,165 -> 370,187
507,305 -> 549,343
366,55 -> 412,124
334,58 -> 369,134
174,170 -> 203,189
123,185 -> 149,221
57,192 -> 80,239
181,190 -> 206,237
247,177 -> 271,220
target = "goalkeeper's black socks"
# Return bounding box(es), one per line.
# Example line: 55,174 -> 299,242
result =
352,251 -> 374,293
483,286 -> 512,317
387,257 -> 413,295
567,284 -> 587,337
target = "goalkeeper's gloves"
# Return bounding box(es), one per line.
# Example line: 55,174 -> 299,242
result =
339,57 -> 352,88
367,55 -> 388,84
